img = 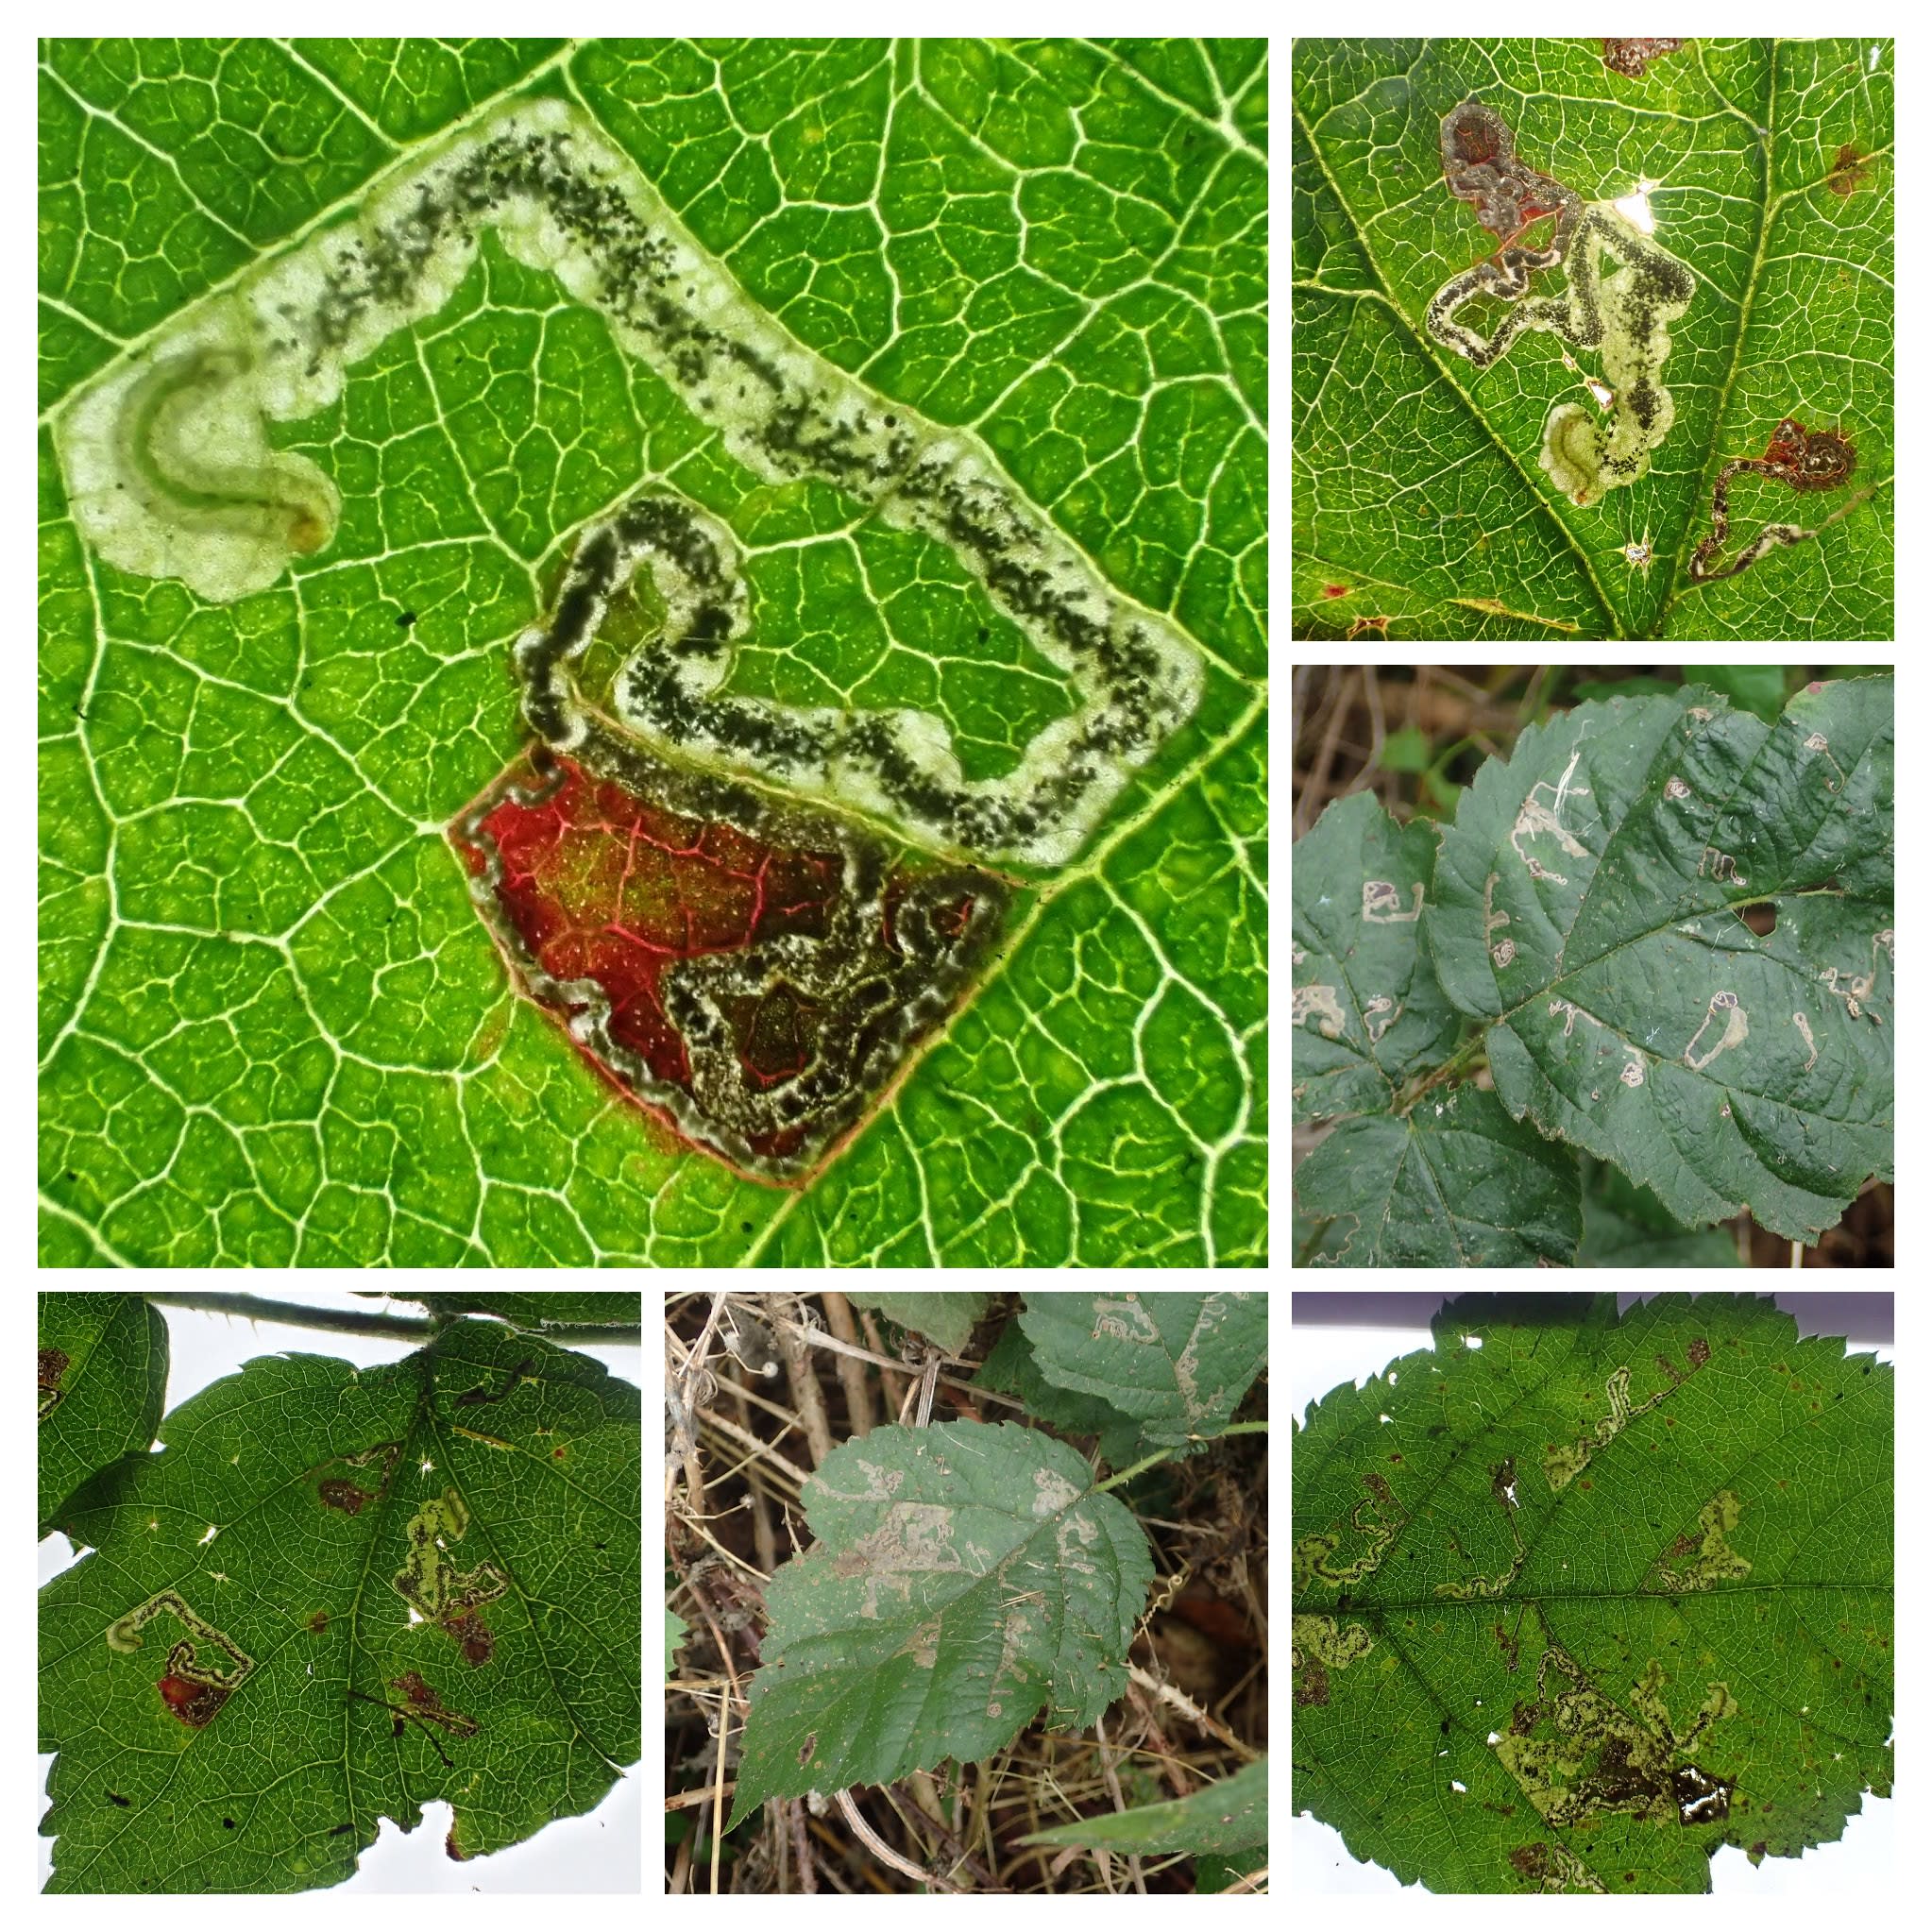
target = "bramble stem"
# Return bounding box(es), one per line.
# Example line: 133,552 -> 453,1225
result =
140,1291 -> 639,1347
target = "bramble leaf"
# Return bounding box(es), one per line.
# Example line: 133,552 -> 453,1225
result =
1293,1085 -> 1582,1267
39,1318 -> 639,1893
975,1319 -> 1151,1469
1291,788 -> 1461,1123
1017,1291 -> 1265,1446
38,1291 -> 168,1528
1292,1293 -> 1891,1894
728,1420 -> 1151,1827
842,1293 -> 990,1357
1429,677 -> 1892,1239
1020,1755 -> 1266,1854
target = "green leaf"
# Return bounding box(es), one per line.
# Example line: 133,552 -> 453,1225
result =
1430,677 -> 1892,1239
1293,40 -> 1892,641
1293,1087 -> 1582,1267
728,1420 -> 1152,1828
1021,1755 -> 1266,1854
1377,726 -> 1432,773
1017,1292 -> 1265,1446
38,38 -> 1267,1268
665,1609 -> 688,1678
1195,1844 -> 1267,1890
40,1319 -> 640,1892
39,1292 -> 168,1529
1578,1158 -> 1745,1268
1291,788 -> 1461,1123
842,1293 -> 990,1357
975,1319 -> 1150,1469
1292,1293 -> 1892,1894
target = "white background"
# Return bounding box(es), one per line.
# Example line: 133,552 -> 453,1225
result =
34,1288 -> 640,1893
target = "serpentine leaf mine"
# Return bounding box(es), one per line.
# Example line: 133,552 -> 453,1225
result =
53,98 -> 1199,1178
1426,101 -> 1694,507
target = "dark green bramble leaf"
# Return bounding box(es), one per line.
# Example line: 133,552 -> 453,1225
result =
1195,1844 -> 1268,1890
1429,677 -> 1893,1241
1291,788 -> 1461,1124
975,1319 -> 1151,1469
1292,1294 -> 1892,1894
1020,1754 -> 1267,1854
842,1293 -> 990,1358
728,1421 -> 1152,1828
1294,1087 -> 1583,1267
40,1320 -> 640,1893
39,1292 -> 169,1530
1578,1157 -> 1745,1268
1018,1292 -> 1265,1447
1293,40 -> 1892,642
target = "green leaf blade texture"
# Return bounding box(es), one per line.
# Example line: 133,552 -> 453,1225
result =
1018,1291 -> 1265,1445
728,1420 -> 1152,1828
1294,1086 -> 1583,1267
1429,677 -> 1892,1240
39,1291 -> 168,1528
1292,1294 -> 1892,1894
38,39 -> 1267,1266
1020,1755 -> 1266,1854
40,1320 -> 640,1892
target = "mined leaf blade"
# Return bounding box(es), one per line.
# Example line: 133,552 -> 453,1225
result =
40,1320 -> 640,1893
728,1421 -> 1152,1828
1017,1292 -> 1265,1446
1430,677 -> 1892,1240
1292,1294 -> 1892,1894
1292,789 -> 1461,1123
842,1293 -> 990,1357
975,1319 -> 1151,1469
1293,40 -> 1892,642
1021,1755 -> 1266,1854
1294,1086 -> 1582,1266
39,1292 -> 168,1529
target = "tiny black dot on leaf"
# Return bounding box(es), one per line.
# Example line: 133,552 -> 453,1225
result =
397,610 -> 416,628
223,1818 -> 235,1829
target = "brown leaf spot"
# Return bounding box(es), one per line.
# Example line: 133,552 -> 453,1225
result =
318,1480 -> 371,1516
308,1611 -> 330,1634
1826,144 -> 1873,196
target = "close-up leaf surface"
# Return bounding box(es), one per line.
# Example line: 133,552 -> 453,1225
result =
40,1317 -> 641,1892
38,1290 -> 169,1528
1292,39 -> 1892,640
728,1419 -> 1153,1827
1428,676 -> 1892,1240
38,37 -> 1268,1267
1291,1293 -> 1891,1894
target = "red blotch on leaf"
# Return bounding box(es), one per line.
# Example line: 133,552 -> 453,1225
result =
1321,584 -> 1350,600
157,1675 -> 229,1727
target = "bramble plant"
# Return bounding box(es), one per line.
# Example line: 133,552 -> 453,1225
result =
1293,675 -> 1893,1265
708,1291 -> 1266,1881
1292,1294 -> 1892,1893
38,1291 -> 641,1893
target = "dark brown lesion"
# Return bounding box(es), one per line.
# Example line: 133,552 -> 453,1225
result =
1689,417 -> 1859,583
453,1357 -> 534,1409
39,1347 -> 71,1419
318,1480 -> 372,1516
1602,39 -> 1685,80
1826,144 -> 1874,197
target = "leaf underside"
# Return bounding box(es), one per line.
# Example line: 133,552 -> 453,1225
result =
1292,1293 -> 1892,1894
38,1290 -> 169,1528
